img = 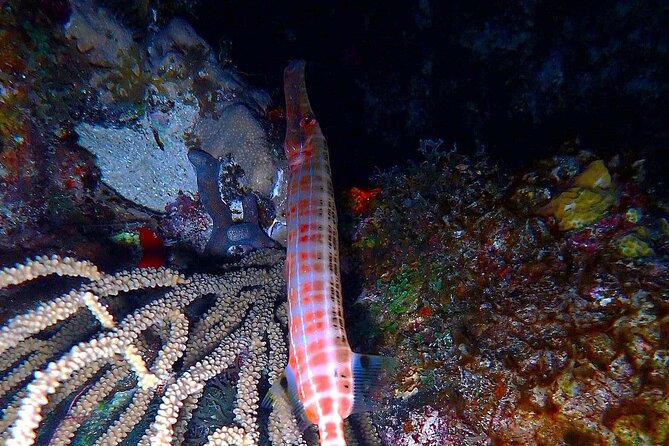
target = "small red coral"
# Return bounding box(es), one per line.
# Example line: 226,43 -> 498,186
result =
347,186 -> 382,215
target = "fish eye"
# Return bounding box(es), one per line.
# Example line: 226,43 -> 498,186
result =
300,116 -> 316,128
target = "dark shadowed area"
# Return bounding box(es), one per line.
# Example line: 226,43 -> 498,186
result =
190,0 -> 669,190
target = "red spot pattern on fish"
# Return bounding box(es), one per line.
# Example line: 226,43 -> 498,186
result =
282,60 -> 352,446
265,61 -> 393,446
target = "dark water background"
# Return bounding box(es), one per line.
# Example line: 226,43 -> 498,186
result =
190,0 -> 669,191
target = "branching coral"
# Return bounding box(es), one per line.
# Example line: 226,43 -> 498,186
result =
0,250 -> 304,446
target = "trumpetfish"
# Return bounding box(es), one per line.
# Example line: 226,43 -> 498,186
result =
264,61 -> 394,446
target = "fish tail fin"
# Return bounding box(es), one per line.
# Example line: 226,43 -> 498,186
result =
262,365 -> 313,432
350,352 -> 396,414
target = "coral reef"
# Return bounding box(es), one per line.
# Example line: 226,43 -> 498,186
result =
0,250 -> 305,446
0,1 -> 106,256
70,5 -> 282,215
4,2 -> 668,446
0,0 -> 285,260
343,143 -> 669,445
615,233 -> 654,259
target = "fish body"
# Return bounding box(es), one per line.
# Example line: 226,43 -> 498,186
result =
284,59 -> 352,446
266,60 -> 393,446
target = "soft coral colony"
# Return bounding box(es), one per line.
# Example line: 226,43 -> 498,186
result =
0,250 -> 309,446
